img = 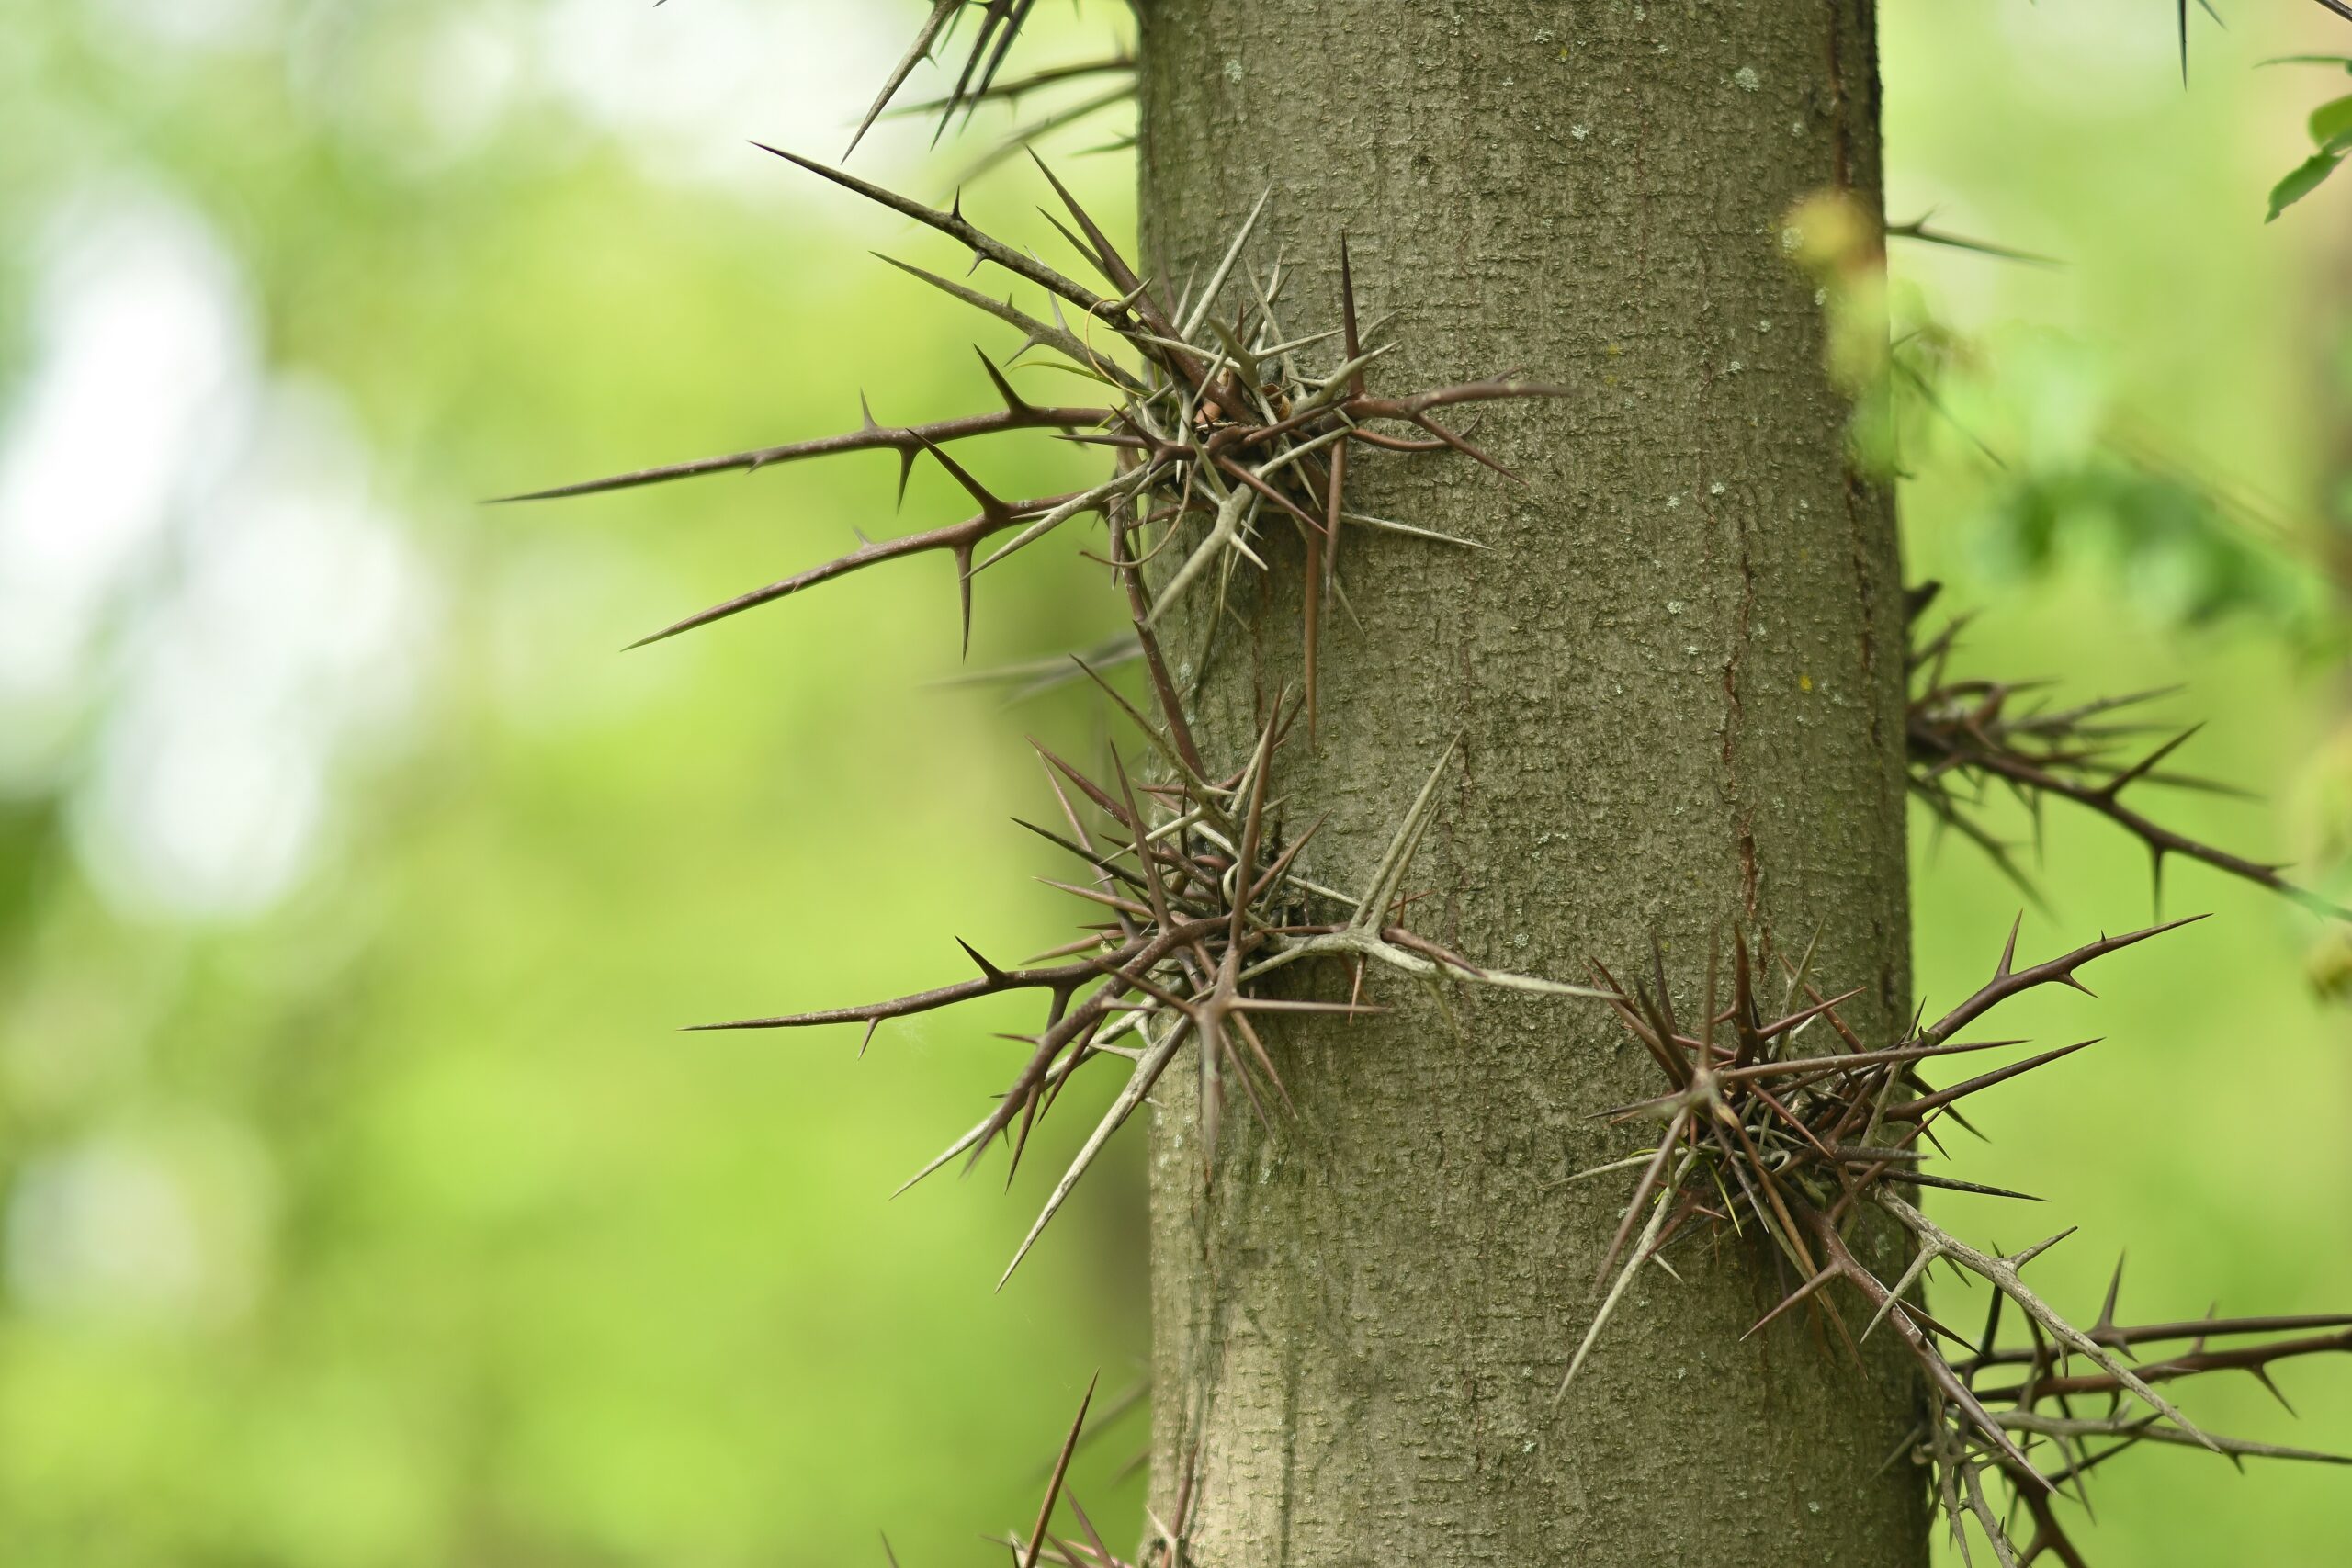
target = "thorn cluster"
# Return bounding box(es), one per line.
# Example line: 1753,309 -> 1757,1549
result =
693,655 -> 1593,1286
1564,917 -> 2351,1564
502,151 -> 1559,713
1906,582 -> 2350,920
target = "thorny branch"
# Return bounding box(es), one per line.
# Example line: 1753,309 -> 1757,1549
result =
1907,582 -> 2351,920
1564,918 -> 2352,1564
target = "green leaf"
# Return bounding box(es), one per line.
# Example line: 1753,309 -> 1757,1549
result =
2267,150 -> 2346,222
2311,93 -> 2352,149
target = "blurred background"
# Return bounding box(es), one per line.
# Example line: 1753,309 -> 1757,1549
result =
2,1 -> 2349,1562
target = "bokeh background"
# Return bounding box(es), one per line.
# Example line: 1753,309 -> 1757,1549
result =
2,2 -> 2350,1563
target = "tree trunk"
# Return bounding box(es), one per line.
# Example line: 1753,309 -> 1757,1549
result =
1136,4 -> 1923,1564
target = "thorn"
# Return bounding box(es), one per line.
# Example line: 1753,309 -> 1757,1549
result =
1744,1263 -> 1839,1339
2098,725 -> 2203,802
2007,1227 -> 2077,1270
842,0 -> 960,159
956,542 -> 977,657
916,434 -> 1012,518
976,346 -> 1033,412
1019,1373 -> 1099,1568
958,937 -> 1010,985
2251,1365 -> 2299,1416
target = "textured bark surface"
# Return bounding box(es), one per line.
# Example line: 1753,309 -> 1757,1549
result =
1136,4 -> 1923,1564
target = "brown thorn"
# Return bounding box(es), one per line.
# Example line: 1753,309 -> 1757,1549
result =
1021,1372 -> 1099,1568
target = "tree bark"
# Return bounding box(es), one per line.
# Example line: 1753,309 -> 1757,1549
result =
1136,4 -> 1923,1564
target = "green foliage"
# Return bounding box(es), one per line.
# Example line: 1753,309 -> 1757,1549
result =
2267,137 -> 2352,221
2265,61 -> 2352,220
